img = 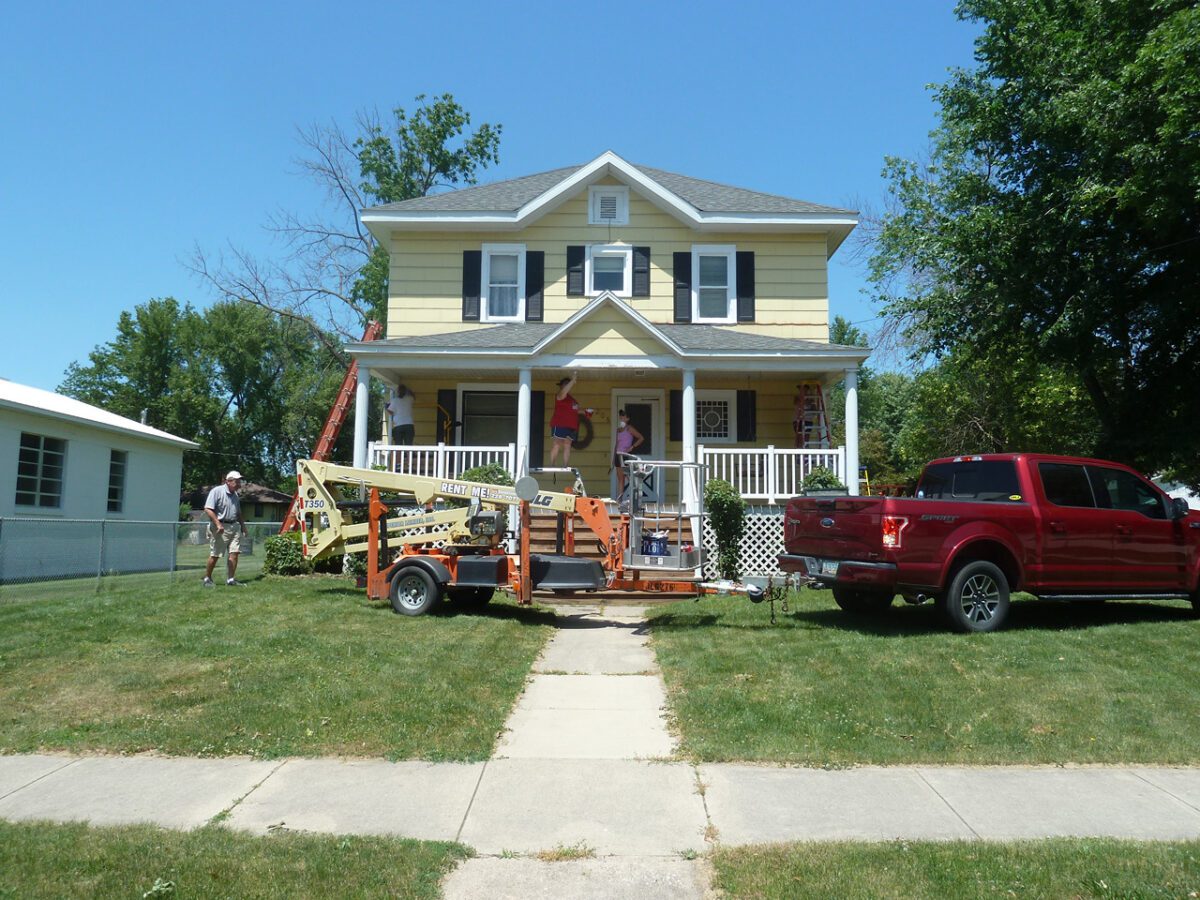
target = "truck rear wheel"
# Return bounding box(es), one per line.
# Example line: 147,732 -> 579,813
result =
943,561 -> 1010,633
390,567 -> 442,616
832,588 -> 894,614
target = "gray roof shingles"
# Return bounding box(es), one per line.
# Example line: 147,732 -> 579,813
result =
364,161 -> 855,217
361,323 -> 863,355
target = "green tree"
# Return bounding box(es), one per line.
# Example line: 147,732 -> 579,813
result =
192,94 -> 502,337
870,0 -> 1200,484
61,299 -> 349,488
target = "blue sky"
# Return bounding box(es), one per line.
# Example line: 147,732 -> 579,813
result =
0,0 -> 979,391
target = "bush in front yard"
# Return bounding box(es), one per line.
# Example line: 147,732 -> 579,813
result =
263,533 -> 312,576
705,478 -> 746,580
801,465 -> 846,493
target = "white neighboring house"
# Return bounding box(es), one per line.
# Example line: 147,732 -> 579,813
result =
0,379 -> 198,582
0,379 -> 197,519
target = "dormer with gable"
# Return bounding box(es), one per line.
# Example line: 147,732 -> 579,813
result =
349,151 -> 870,505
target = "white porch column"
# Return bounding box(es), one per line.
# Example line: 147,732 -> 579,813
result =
516,367 -> 532,476
844,368 -> 860,496
353,363 -> 371,469
682,368 -> 698,513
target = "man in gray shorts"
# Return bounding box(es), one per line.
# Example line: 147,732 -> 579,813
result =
203,471 -> 247,586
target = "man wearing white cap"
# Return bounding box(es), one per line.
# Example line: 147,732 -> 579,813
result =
203,471 -> 247,586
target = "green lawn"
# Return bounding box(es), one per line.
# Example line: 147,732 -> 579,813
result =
0,820 -> 468,899
649,589 -> 1200,765
0,576 -> 553,760
712,839 -> 1200,899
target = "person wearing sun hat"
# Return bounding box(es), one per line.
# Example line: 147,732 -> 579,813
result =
202,471 -> 247,586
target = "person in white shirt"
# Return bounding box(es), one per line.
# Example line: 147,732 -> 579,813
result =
387,385 -> 416,445
203,471 -> 246,586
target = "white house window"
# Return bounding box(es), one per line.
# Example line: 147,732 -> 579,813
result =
16,432 -> 66,508
692,245 -> 737,323
586,244 -> 632,297
695,390 -> 738,443
107,449 -> 127,514
588,185 -> 629,225
481,244 -> 526,321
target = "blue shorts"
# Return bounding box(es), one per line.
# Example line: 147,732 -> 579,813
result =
551,426 -> 577,440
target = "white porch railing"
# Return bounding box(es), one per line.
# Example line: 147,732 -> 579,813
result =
699,444 -> 846,504
369,442 -> 516,479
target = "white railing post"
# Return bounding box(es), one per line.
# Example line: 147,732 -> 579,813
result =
506,443 -> 517,479
435,442 -> 447,479
765,445 -> 777,504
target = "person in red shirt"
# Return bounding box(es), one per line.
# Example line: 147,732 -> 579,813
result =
549,371 -> 592,465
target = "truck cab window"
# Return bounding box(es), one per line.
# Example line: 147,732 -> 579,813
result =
1038,463 -> 1095,508
1087,466 -> 1167,519
917,460 -> 1020,501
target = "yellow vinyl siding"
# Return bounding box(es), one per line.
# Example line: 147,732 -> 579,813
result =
386,189 -> 830,341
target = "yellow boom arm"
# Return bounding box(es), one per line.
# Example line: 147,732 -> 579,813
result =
295,459 -> 580,559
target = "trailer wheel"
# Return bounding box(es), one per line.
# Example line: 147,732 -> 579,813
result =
390,567 -> 442,616
942,560 -> 1010,633
832,588 -> 894,614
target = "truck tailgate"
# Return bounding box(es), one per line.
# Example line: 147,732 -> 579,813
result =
783,496 -> 885,561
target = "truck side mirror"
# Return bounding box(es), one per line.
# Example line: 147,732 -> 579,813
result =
1171,496 -> 1190,520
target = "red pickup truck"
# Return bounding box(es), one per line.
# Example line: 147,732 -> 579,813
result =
778,454 -> 1200,632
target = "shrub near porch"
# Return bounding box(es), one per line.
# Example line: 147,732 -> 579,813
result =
648,590 -> 1200,765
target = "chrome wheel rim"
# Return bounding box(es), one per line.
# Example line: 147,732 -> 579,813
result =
959,574 -> 1000,623
395,574 -> 429,611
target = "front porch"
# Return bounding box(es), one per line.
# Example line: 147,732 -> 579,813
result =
348,293 -> 870,505
367,440 -> 848,505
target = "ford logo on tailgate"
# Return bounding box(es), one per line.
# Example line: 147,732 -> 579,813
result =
820,517 -> 835,528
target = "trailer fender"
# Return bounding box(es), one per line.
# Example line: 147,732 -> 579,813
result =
386,557 -> 452,587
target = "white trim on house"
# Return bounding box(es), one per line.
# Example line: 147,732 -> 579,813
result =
694,389 -> 738,444
0,380 -> 198,449
585,245 -> 633,297
691,244 -> 737,324
361,151 -> 859,255
589,185 -> 629,225
480,243 -> 526,322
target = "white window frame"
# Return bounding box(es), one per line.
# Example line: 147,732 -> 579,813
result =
456,383 -> 519,446
695,389 -> 738,444
107,448 -> 128,514
480,243 -> 526,322
588,185 -> 629,225
15,431 -> 67,509
691,244 -> 738,324
585,244 -> 633,297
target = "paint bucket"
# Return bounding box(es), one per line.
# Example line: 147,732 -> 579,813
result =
641,531 -> 669,556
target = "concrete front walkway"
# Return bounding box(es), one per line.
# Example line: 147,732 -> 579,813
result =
4,604 -> 1200,898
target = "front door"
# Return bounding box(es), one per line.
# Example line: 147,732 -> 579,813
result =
612,392 -> 663,502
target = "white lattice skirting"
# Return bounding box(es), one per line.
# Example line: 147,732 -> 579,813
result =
701,507 -> 785,579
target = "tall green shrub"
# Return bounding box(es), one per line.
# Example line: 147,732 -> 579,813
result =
263,533 -> 312,576
705,478 -> 746,580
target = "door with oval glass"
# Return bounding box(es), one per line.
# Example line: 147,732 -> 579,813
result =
612,392 -> 663,503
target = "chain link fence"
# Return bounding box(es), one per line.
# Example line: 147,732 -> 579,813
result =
0,519 -> 283,601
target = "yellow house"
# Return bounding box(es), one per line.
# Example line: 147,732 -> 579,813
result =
347,151 -> 869,507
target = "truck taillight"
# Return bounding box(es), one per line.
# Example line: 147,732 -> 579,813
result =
882,515 -> 909,549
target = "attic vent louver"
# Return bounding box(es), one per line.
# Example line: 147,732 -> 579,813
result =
588,185 -> 629,225
599,195 -> 618,220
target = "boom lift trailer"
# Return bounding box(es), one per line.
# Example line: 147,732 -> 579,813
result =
295,458 -> 762,615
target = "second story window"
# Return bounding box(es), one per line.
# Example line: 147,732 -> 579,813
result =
586,245 -> 632,297
692,245 -> 737,323
481,244 -> 526,321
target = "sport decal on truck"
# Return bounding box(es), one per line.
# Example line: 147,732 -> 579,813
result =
919,514 -> 960,522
